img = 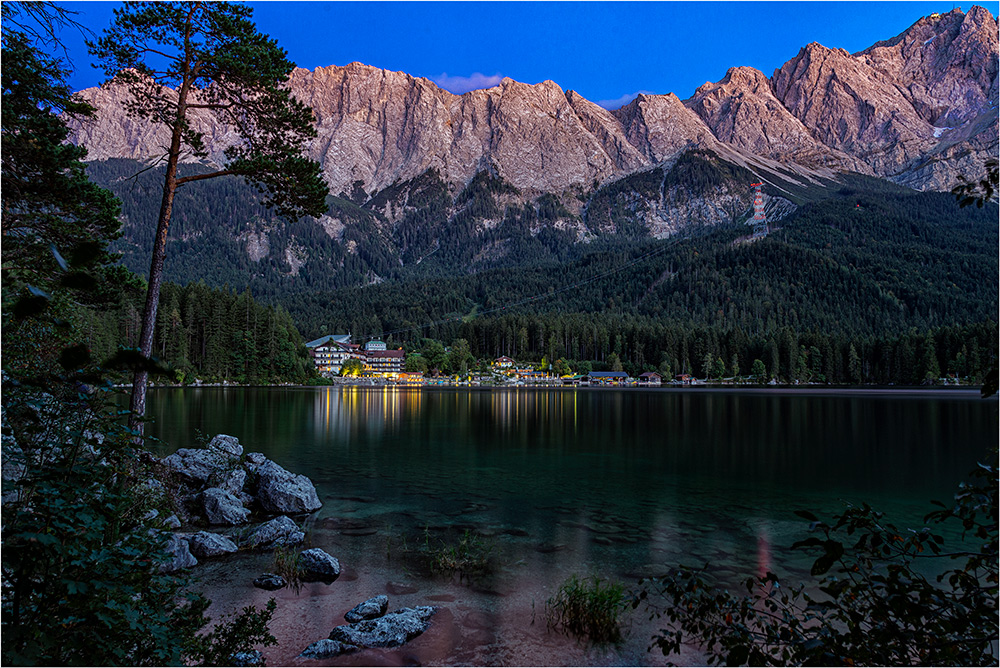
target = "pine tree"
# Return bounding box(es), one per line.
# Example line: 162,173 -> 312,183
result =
90,1 -> 328,432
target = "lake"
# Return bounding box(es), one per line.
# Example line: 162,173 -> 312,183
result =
145,386 -> 996,666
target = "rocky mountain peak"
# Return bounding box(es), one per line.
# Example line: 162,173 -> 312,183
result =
855,5 -> 998,127
65,6 -> 997,203
684,64 -> 868,173
613,92 -> 719,164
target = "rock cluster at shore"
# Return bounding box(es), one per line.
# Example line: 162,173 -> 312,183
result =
148,434 -> 322,572
300,597 -> 437,659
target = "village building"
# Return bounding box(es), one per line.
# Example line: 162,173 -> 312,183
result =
584,371 -> 632,386
638,371 -> 662,386
492,356 -> 515,372
364,349 -> 405,378
305,334 -> 355,375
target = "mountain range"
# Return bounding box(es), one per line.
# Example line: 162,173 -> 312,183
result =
67,7 -> 998,305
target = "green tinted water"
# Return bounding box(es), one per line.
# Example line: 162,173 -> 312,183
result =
144,387 -> 996,665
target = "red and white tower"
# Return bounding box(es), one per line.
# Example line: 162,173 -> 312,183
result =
749,182 -> 767,238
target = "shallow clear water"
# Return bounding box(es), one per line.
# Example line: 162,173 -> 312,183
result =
145,386 -> 996,666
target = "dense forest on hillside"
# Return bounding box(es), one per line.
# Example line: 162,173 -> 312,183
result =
285,188 -> 997,338
84,154 -> 998,386
74,280 -> 314,384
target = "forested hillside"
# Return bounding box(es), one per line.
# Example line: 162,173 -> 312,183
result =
85,153 -> 997,386
74,280 -> 314,384
285,187 -> 997,339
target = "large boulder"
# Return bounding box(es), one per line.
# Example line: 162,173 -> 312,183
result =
299,548 -> 341,583
163,448 -> 237,487
345,595 -> 389,623
159,533 -> 198,572
240,516 -> 304,549
162,434 -> 243,486
187,531 -> 238,558
230,650 -> 263,666
254,460 -> 322,514
201,488 -> 250,525
207,434 -> 243,457
328,607 -> 437,648
243,452 -> 268,472
210,468 -> 247,496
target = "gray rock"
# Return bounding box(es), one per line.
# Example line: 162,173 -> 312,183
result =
253,573 -> 287,591
159,534 -> 198,572
345,595 -> 389,623
243,452 -> 268,472
255,460 -> 322,514
299,639 -> 357,659
208,434 -> 243,457
210,468 -> 247,496
329,606 -> 437,648
187,531 -> 238,558
201,487 -> 251,525
240,516 -> 304,549
230,650 -> 262,666
386,581 -> 419,595
300,548 -> 341,583
163,447 -> 238,486
163,514 -> 182,529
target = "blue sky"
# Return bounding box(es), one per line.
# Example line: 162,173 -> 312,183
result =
56,2 -> 999,109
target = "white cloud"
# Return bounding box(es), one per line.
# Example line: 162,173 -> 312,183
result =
596,90 -> 658,111
432,72 -> 503,95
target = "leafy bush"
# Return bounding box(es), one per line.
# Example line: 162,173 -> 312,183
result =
636,454 -> 998,666
546,574 -> 629,645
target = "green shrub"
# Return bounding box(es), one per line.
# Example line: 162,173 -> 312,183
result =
546,574 -> 629,644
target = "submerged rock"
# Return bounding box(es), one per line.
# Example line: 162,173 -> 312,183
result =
299,548 -> 341,583
230,650 -> 262,666
253,573 -> 287,591
254,460 -> 322,514
328,606 -> 437,648
385,581 -> 419,595
201,487 -> 250,525
345,595 -> 389,623
299,639 -> 357,659
187,531 -> 238,558
240,516 -> 305,549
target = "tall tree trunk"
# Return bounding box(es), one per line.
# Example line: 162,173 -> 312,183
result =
128,75 -> 193,437
127,154 -> 180,436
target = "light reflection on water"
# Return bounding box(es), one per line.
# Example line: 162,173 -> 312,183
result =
144,387 -> 995,665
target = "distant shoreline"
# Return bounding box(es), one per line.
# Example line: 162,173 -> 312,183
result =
137,382 -> 987,397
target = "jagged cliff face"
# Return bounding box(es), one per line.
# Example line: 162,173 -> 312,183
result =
768,7 -> 997,190
68,7 -> 997,229
69,7 -> 997,201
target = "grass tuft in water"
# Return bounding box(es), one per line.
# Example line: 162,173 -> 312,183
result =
545,574 -> 629,645
273,546 -> 304,594
427,529 -> 494,579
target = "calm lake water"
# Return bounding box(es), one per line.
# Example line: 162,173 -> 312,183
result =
145,387 -> 996,666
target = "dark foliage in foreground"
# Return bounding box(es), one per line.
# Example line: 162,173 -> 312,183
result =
636,454 -> 998,666
2,10 -> 279,663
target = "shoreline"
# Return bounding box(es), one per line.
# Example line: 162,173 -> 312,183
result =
134,381 -> 987,395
